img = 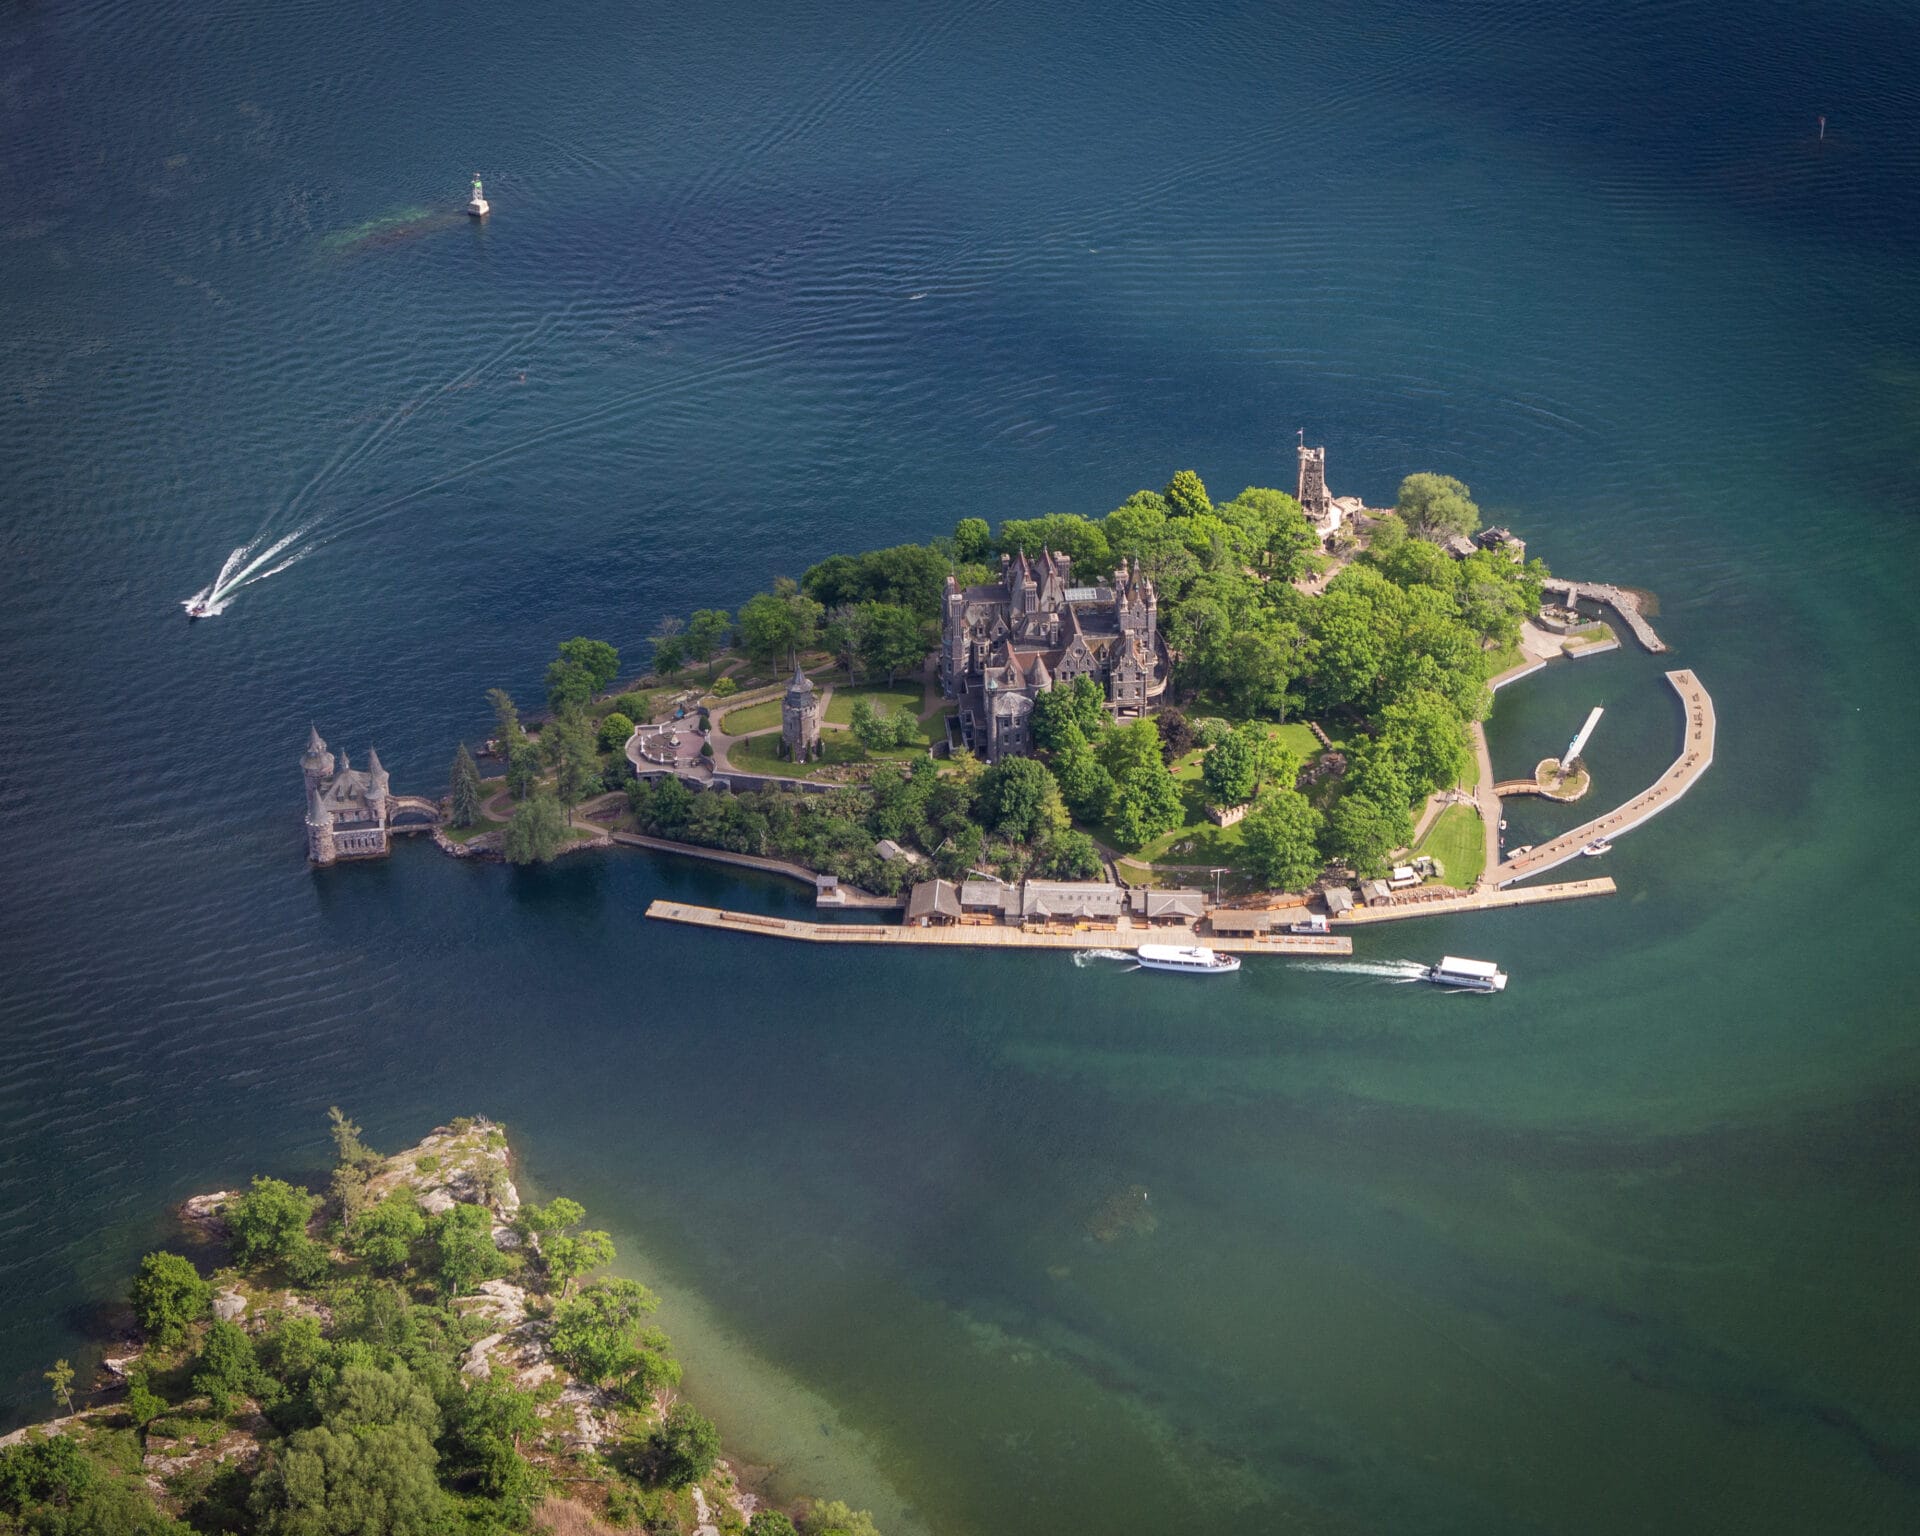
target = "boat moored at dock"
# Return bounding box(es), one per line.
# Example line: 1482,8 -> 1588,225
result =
1425,956 -> 1508,992
1135,944 -> 1241,975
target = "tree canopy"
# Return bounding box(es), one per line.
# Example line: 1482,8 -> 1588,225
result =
503,791 -> 569,865
1395,472 -> 1480,542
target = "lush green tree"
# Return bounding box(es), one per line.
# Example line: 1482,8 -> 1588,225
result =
645,1402 -> 720,1490
1036,831 -> 1103,880
854,602 -> 929,684
1239,788 -> 1324,891
193,1320 -> 262,1415
256,1314 -> 328,1394
0,1433 -> 96,1510
1396,472 -> 1480,541
1029,676 -> 1106,751
126,1377 -> 166,1437
1213,619 -> 1300,720
597,712 -> 636,755
977,757 -> 1068,842
426,1202 -> 502,1298
952,517 -> 992,562
996,514 -> 1112,578
546,637 -> 619,713
684,609 -> 733,680
1216,486 -> 1319,580
1162,469 -> 1212,520
44,1360 -> 74,1415
228,1177 -> 320,1270
540,709 -> 600,805
1200,728 -> 1258,807
1097,719 -> 1183,847
612,691 -> 654,724
131,1252 -> 211,1348
445,1378 -> 542,1501
550,1280 -> 679,1400
651,615 -> 687,675
544,1228 -> 616,1297
503,791 -> 569,865
505,741 -> 541,802
737,590 -> 804,666
486,688 -> 522,754
850,698 -> 917,753
1048,727 -> 1115,820
448,743 -> 485,829
347,1189 -> 425,1275
748,1514 -> 801,1536
802,545 -> 950,616
801,1500 -> 883,1536
1377,689 -> 1471,799
249,1364 -> 444,1536
1323,792 -> 1411,878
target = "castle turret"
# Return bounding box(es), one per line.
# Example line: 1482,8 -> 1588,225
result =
301,724 -> 334,788
781,662 -> 821,763
306,779 -> 337,865
366,747 -> 390,810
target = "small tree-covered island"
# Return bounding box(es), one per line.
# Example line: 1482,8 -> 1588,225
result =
0,1115 -> 877,1536
304,443 -> 1713,945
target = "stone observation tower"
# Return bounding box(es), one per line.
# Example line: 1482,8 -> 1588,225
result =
1297,438 -> 1331,526
781,662 -> 821,763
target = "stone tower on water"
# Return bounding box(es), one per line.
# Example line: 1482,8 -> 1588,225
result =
302,726 -> 392,863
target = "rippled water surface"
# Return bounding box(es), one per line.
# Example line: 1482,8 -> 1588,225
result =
3,2 -> 1918,1531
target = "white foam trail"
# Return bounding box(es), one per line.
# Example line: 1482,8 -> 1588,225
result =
1073,949 -> 1139,968
1289,959 -> 1430,982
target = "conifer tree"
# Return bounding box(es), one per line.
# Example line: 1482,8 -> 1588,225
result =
449,743 -> 484,828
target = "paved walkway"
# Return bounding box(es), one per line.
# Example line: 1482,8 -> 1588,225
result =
1493,669 -> 1713,885
1469,722 -> 1502,887
646,901 -> 1352,955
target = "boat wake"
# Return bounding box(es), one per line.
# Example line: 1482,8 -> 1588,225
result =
1073,949 -> 1139,969
181,526 -> 315,618
1288,958 -> 1430,983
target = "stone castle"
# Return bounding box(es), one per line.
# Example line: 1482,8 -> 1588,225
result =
302,727 -> 438,864
941,549 -> 1168,761
781,661 -> 822,762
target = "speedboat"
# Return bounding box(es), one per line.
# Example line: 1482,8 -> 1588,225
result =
1288,912 -> 1330,935
1425,956 -> 1508,992
1580,839 -> 1612,857
1134,944 -> 1241,975
184,597 -> 213,621
1505,844 -> 1533,859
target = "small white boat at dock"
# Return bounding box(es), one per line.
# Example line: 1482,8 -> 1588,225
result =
1425,955 -> 1508,992
1580,839 -> 1612,857
1135,944 -> 1241,975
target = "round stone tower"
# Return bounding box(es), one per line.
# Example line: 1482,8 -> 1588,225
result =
781,662 -> 821,763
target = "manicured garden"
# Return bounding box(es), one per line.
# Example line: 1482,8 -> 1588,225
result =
717,698 -> 784,736
728,730 -> 867,776
825,683 -> 925,725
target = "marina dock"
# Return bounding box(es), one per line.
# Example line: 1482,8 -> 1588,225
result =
1541,579 -> 1667,652
645,902 -> 1353,954
1335,877 -> 1616,923
1494,669 -> 1714,886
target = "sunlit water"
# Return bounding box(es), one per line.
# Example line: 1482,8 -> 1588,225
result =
2,2 -> 1917,1532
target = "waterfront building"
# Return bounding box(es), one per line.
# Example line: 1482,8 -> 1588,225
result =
302,726 -> 390,864
941,550 -> 1168,761
1128,888 -> 1208,925
781,662 -> 822,762
905,880 -> 963,927
1297,441 -> 1351,541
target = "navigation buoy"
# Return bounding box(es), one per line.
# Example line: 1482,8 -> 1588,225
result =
466,174 -> 490,218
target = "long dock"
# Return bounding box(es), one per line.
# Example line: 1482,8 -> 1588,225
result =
1334,877 -> 1616,923
1541,579 -> 1667,652
1494,669 -> 1713,886
644,903 -> 1352,955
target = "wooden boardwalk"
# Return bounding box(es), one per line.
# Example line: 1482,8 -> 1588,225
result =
1541,579 -> 1667,652
1493,669 -> 1713,886
645,902 -> 1352,955
1335,877 -> 1616,924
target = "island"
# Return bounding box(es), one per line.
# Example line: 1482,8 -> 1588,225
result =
0,1114 -> 878,1536
298,443 -> 1712,952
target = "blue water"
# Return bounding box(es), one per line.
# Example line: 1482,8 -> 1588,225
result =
3,1 -> 1918,1531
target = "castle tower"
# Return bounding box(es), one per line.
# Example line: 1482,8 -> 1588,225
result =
1297,439 -> 1332,527
366,747 -> 390,818
302,724 -> 334,789
781,662 -> 821,763
305,780 -> 337,865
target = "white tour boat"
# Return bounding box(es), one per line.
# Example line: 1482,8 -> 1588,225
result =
1134,944 -> 1241,975
1425,955 -> 1508,992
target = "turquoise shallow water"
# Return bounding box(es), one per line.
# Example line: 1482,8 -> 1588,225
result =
2,1 -> 1918,1531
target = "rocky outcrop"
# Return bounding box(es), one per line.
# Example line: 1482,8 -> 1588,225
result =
179,1191 -> 236,1234
212,1289 -> 248,1322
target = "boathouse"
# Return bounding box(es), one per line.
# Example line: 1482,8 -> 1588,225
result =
905,880 -> 963,927
1128,888 -> 1207,925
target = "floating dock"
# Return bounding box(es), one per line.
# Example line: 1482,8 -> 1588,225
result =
644,903 -> 1352,954
1334,877 -> 1616,923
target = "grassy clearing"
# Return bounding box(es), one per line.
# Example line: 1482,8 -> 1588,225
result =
729,731 -> 866,776
718,698 -> 784,736
1415,802 -> 1485,887
439,818 -> 501,844
825,684 -> 925,725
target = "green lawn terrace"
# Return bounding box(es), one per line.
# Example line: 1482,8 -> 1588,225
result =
1413,801 -> 1486,888
728,730 -> 869,777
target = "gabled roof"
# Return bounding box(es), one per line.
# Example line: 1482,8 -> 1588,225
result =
906,880 -> 962,921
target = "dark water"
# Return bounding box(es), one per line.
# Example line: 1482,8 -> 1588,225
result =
3,1 -> 1918,1530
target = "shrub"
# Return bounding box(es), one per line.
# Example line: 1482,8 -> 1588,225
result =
227,1178 -> 321,1272
131,1252 -> 211,1348
710,677 -> 739,698
644,1402 -> 719,1489
597,713 -> 635,753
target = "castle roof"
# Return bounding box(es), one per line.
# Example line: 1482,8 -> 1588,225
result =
306,724 -> 327,755
784,661 -> 816,699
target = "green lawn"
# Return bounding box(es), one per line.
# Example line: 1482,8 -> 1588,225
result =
729,731 -> 867,777
825,684 -> 925,726
1415,802 -> 1486,888
439,818 -> 500,844
1563,622 -> 1616,649
1457,744 -> 1482,790
718,698 -> 784,736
